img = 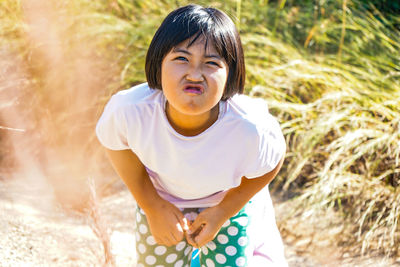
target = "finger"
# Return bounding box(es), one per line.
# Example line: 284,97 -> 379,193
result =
153,235 -> 164,245
162,236 -> 174,247
158,233 -> 176,247
185,231 -> 197,247
188,216 -> 205,235
173,210 -> 190,233
187,224 -> 206,248
181,217 -> 189,231
189,222 -> 205,240
170,224 -> 184,243
194,225 -> 214,247
173,209 -> 189,234
176,222 -> 184,233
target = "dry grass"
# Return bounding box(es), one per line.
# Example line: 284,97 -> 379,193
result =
0,0 -> 399,261
86,177 -> 115,266
244,1 -> 400,256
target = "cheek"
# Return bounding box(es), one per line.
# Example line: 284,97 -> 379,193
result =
161,63 -> 174,89
161,62 -> 184,84
210,68 -> 228,87
160,61 -> 167,86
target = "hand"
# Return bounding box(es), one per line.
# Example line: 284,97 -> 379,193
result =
186,206 -> 228,248
144,200 -> 189,246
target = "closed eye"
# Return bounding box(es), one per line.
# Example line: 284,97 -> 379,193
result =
206,61 -> 221,67
174,56 -> 188,62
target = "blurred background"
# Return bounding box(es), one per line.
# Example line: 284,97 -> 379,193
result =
0,0 -> 399,266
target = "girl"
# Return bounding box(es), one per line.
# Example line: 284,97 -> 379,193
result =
96,4 -> 287,267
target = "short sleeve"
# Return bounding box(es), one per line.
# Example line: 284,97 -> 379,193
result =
95,95 -> 130,150
243,114 -> 286,178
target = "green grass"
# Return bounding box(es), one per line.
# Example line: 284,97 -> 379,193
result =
1,0 -> 399,258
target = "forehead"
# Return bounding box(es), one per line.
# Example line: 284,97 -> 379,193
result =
172,36 -> 220,55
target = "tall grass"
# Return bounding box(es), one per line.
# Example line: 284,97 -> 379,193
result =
0,0 -> 399,259
241,0 -> 400,256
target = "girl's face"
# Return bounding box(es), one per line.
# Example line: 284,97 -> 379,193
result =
161,38 -> 229,118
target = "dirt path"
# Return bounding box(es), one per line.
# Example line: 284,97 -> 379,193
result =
0,175 -> 397,266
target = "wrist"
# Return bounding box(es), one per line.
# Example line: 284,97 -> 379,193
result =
210,203 -> 234,225
140,197 -> 169,215
215,197 -> 245,221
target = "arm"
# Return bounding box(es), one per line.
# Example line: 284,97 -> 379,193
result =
187,155 -> 285,248
106,149 -> 188,246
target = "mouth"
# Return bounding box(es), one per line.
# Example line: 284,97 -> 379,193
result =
183,84 -> 204,95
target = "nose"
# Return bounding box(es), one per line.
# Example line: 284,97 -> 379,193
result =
186,64 -> 204,82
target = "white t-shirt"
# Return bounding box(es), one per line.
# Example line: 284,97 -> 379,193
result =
96,83 -> 286,208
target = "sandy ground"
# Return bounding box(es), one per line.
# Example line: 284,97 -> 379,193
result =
1,174 -> 398,267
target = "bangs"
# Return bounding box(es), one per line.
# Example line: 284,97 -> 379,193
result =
185,30 -> 234,65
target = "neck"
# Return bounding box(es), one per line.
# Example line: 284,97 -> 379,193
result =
165,102 -> 219,137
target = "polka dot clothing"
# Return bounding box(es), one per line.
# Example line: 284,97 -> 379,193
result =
135,205 -> 252,267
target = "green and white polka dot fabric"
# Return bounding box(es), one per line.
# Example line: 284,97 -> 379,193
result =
135,206 -> 252,267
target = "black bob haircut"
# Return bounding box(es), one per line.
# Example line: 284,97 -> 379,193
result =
145,5 -> 245,101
